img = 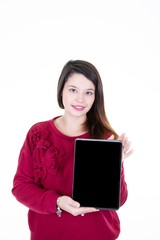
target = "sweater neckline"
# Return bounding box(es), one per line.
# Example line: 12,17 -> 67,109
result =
49,116 -> 90,141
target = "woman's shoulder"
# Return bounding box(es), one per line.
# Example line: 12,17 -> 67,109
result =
29,119 -> 51,131
27,117 -> 58,139
24,118 -> 57,150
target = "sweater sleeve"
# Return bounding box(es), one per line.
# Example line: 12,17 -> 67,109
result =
11,127 -> 59,215
119,163 -> 128,207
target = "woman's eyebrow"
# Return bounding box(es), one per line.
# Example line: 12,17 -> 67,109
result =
67,85 -> 77,88
86,88 -> 95,91
67,85 -> 95,91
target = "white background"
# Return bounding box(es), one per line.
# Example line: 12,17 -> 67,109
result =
0,0 -> 160,239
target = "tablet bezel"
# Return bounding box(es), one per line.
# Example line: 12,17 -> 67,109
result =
72,138 -> 122,210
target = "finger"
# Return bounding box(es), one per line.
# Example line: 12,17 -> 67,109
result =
125,149 -> 134,158
69,199 -> 80,208
77,207 -> 99,216
119,134 -> 130,149
80,207 -> 98,212
118,133 -> 126,142
123,140 -> 131,152
107,134 -> 114,140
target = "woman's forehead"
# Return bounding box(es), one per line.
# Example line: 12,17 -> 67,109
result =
66,73 -> 95,90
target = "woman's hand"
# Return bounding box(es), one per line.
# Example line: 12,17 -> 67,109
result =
108,133 -> 134,160
57,196 -> 98,216
118,133 -> 134,160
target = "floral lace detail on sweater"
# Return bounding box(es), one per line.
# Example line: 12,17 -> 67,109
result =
31,130 -> 58,183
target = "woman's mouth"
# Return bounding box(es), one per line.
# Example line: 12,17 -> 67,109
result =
72,105 -> 85,111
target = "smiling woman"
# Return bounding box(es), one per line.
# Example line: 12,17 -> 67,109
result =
63,74 -> 95,111
11,59 -> 133,240
59,73 -> 96,136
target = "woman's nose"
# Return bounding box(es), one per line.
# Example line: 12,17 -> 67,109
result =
76,92 -> 84,102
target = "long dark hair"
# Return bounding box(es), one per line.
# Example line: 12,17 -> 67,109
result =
57,60 -> 118,139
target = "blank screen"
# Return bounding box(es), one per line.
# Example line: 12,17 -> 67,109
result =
72,138 -> 122,210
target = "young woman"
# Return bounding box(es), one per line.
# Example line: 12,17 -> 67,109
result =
12,60 -> 133,240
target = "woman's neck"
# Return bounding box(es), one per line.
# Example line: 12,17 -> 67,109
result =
56,115 -> 87,136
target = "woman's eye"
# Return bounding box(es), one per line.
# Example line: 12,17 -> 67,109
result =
86,91 -> 93,95
69,88 -> 77,93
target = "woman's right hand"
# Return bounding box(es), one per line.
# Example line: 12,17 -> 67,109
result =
57,196 -> 99,216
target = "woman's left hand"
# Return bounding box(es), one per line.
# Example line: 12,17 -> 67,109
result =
108,133 -> 134,160
118,133 -> 134,160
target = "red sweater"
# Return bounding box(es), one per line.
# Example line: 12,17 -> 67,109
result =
12,117 -> 128,240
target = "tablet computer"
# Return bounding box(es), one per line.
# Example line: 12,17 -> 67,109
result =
72,138 -> 122,210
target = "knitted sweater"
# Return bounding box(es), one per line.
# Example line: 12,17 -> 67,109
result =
12,117 -> 128,240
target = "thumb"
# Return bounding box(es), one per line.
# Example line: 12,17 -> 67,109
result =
69,199 -> 80,208
107,134 -> 114,140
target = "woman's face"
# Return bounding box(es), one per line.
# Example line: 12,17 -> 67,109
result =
62,73 -> 95,118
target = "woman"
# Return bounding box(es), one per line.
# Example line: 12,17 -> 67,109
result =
12,60 -> 133,240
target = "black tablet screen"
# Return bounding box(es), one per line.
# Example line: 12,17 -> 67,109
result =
72,138 -> 122,210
